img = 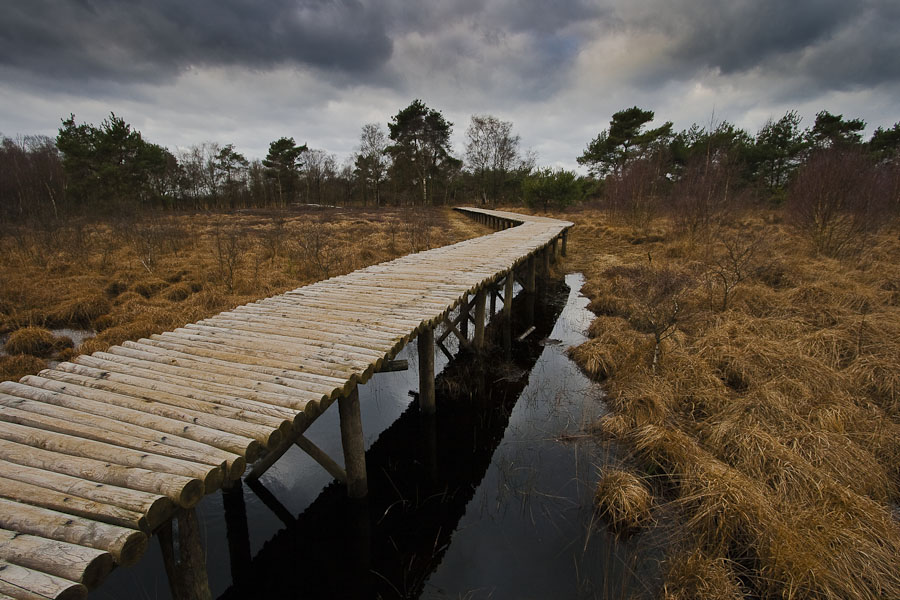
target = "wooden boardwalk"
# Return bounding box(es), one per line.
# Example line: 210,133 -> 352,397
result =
0,207 -> 572,600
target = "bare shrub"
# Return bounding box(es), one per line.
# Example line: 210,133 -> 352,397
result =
671,154 -> 740,238
402,206 -> 436,252
788,148 -> 886,257
293,217 -> 335,278
703,231 -> 764,311
604,157 -> 666,233
605,260 -> 693,372
259,214 -> 286,264
212,222 -> 246,292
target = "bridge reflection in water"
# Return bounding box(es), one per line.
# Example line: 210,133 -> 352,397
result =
217,277 -> 568,599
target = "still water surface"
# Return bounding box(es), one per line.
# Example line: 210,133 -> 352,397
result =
91,274 -> 651,599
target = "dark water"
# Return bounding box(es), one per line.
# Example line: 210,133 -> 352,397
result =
91,274 -> 652,600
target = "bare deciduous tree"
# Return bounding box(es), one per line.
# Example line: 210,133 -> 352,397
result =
464,114 -> 523,204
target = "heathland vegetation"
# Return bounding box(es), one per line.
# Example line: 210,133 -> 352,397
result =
563,109 -> 900,598
2,101 -> 900,598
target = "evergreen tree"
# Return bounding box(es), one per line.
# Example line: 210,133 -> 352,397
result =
386,99 -> 460,205
577,107 -> 673,177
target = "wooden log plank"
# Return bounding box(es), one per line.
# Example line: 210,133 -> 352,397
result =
112,344 -> 339,399
288,284 -> 458,308
0,499 -> 147,566
82,353 -> 311,416
179,325 -> 386,368
261,296 -> 433,324
0,528 -> 112,591
38,368 -> 283,449
0,560 -> 86,600
143,336 -> 358,394
9,379 -> 258,466
285,289 -> 454,313
72,356 -> 300,426
199,321 -> 405,359
0,398 -> 230,474
0,458 -> 170,531
225,307 -> 404,344
0,475 -> 148,533
156,332 -> 370,381
137,338 -> 348,387
0,437 -> 204,509
0,393 -> 241,477
0,421 -> 222,493
184,320 -> 392,360
237,298 -> 428,329
200,315 -> 400,353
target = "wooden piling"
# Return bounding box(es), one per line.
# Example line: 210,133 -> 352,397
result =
417,328 -> 435,415
459,293 -> 469,339
473,289 -> 486,349
561,230 -> 568,256
527,256 -> 536,292
158,508 -> 211,600
338,386 -> 367,499
504,272 -> 515,317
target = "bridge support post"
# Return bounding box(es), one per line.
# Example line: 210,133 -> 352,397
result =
561,231 -> 568,256
222,481 -> 251,588
418,327 -> 435,415
504,271 -> 515,317
551,238 -> 558,262
339,386 -> 367,499
159,508 -> 211,600
526,256 -> 536,292
543,246 -> 551,277
459,293 -> 469,339
474,289 -> 486,349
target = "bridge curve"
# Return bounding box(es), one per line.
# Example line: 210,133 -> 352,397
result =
0,207 -> 572,599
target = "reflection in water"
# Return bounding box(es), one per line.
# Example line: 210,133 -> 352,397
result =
92,274 -> 657,600
219,278 -> 570,599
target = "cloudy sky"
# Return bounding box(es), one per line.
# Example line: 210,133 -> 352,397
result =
2,0 -> 898,170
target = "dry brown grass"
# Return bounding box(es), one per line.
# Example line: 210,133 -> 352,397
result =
3,326 -> 71,357
0,354 -> 47,381
0,206 -> 489,382
593,468 -> 653,533
558,206 -> 900,599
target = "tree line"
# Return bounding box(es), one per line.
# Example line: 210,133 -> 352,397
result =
577,106 -> 899,256
0,100 -> 547,222
1,101 -> 898,225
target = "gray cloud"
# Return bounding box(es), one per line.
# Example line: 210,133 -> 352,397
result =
0,0 -> 898,169
621,0 -> 900,92
0,0 -> 393,84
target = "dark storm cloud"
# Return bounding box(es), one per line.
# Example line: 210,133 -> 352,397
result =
0,0 -> 393,83
627,0 -> 900,91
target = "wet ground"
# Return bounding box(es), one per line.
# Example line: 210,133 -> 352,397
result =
90,274 -> 656,599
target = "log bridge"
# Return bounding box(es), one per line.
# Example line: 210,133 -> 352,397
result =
0,207 -> 572,600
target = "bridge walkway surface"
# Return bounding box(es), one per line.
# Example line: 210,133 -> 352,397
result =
0,207 -> 572,600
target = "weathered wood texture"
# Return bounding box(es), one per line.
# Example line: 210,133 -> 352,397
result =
0,207 -> 571,598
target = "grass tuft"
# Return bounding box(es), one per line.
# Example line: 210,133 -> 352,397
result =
4,327 -> 59,357
0,354 -> 47,381
593,468 -> 652,533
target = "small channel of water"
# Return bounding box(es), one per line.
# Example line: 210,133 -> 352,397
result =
91,273 -> 654,599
